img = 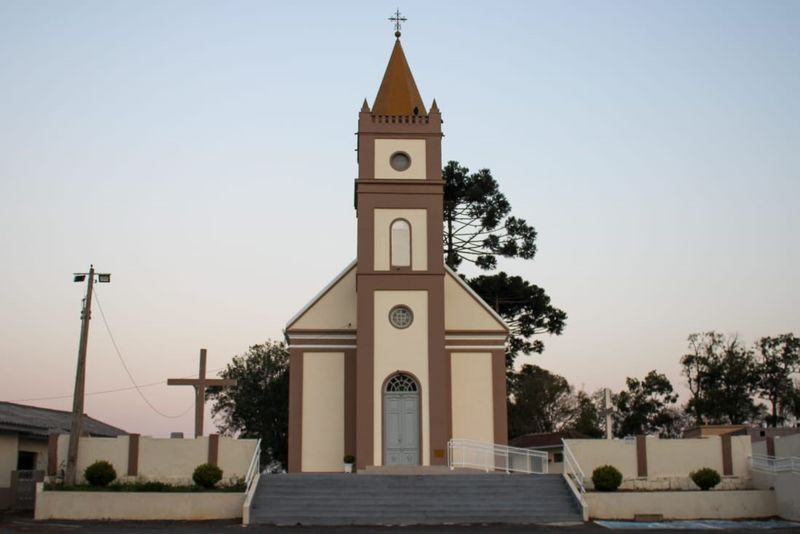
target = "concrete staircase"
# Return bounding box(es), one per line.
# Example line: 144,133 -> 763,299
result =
247,473 -> 583,526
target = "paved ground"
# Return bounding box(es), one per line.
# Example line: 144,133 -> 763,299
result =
2,514 -> 800,533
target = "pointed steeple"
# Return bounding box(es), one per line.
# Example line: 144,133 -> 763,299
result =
372,38 -> 426,116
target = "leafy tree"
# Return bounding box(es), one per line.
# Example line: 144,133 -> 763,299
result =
571,390 -> 604,438
443,161 -> 537,271
469,273 -> 566,361
756,333 -> 800,427
442,161 -> 566,363
680,332 -> 760,425
206,341 -> 289,468
508,364 -> 576,438
613,370 -> 679,437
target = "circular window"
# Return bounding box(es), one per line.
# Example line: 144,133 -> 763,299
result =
389,151 -> 411,172
389,305 -> 414,329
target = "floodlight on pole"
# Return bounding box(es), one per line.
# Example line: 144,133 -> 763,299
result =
65,265 -> 111,486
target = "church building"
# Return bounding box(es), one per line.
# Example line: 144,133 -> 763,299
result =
285,32 -> 509,472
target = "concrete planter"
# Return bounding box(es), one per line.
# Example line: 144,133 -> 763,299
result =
586,489 -> 776,520
34,483 -> 245,521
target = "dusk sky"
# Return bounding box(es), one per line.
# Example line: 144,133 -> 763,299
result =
1,1 -> 798,437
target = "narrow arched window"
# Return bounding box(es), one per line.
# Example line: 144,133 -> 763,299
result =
390,219 -> 411,267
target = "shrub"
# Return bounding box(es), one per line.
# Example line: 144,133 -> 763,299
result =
690,467 -> 721,491
192,463 -> 223,488
343,455 -> 355,464
591,465 -> 623,492
84,460 -> 117,487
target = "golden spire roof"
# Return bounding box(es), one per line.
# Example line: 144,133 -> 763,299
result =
372,38 -> 426,116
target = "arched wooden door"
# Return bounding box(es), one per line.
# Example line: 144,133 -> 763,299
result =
383,373 -> 420,465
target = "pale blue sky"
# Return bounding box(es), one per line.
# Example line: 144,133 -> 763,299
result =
1,1 -> 798,436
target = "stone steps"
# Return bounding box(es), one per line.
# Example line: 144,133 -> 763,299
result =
248,473 -> 583,525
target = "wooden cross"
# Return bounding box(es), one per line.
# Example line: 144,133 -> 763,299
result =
167,349 -> 236,438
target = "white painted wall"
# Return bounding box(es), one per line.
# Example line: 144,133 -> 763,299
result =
774,471 -> 800,520
775,433 -> 800,457
54,434 -> 256,484
565,436 -> 752,490
301,352 -> 345,472
586,490 -> 776,520
35,484 -> 244,520
565,439 -> 637,487
450,352 -> 493,443
56,436 -> 130,484
444,273 -> 505,330
374,139 -> 426,179
290,266 -> 357,330
373,290 -> 429,466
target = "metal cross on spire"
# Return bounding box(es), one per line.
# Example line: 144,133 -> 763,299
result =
389,8 -> 407,37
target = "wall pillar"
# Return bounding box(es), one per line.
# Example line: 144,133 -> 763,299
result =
344,349 -> 357,459
766,437 -> 775,457
636,435 -> 648,477
127,434 -> 140,477
288,349 -> 304,472
491,349 -> 508,445
47,433 -> 59,477
208,434 -> 219,466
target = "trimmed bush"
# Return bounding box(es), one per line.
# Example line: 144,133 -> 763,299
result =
84,460 -> 117,487
690,467 -> 721,491
591,464 -> 623,492
192,463 -> 223,489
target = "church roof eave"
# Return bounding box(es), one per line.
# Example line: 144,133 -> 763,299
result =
444,264 -> 511,333
285,259 -> 358,331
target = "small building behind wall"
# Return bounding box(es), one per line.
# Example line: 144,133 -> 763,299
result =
0,401 -> 125,510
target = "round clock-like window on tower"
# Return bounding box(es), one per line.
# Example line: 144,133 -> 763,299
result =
389,305 -> 414,329
389,151 -> 411,172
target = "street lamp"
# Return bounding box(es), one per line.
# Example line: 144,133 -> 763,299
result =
64,265 -> 111,486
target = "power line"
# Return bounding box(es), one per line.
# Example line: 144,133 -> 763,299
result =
89,288 -> 195,419
8,379 -> 166,402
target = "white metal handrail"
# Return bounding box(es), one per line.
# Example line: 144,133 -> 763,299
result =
561,439 -> 588,521
242,439 -> 262,526
447,438 -> 548,474
244,439 -> 261,490
561,439 -> 586,494
750,454 -> 800,475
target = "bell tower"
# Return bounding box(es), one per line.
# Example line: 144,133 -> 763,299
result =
353,32 -> 448,469
286,23 -> 509,474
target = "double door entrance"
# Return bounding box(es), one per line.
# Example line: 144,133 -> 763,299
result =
383,373 -> 420,465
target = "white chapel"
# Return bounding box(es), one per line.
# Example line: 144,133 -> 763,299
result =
285,33 -> 509,472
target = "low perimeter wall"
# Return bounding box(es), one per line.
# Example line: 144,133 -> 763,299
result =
752,470 -> 800,521
51,434 -> 257,485
586,490 -> 776,520
34,483 -> 244,521
565,435 -> 752,490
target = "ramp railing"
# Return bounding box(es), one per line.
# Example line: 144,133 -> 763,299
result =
750,454 -> 800,475
561,439 -> 588,521
447,438 -> 548,474
242,439 -> 262,526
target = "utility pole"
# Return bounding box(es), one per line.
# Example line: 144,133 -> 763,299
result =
604,388 -> 614,440
64,265 -> 110,485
